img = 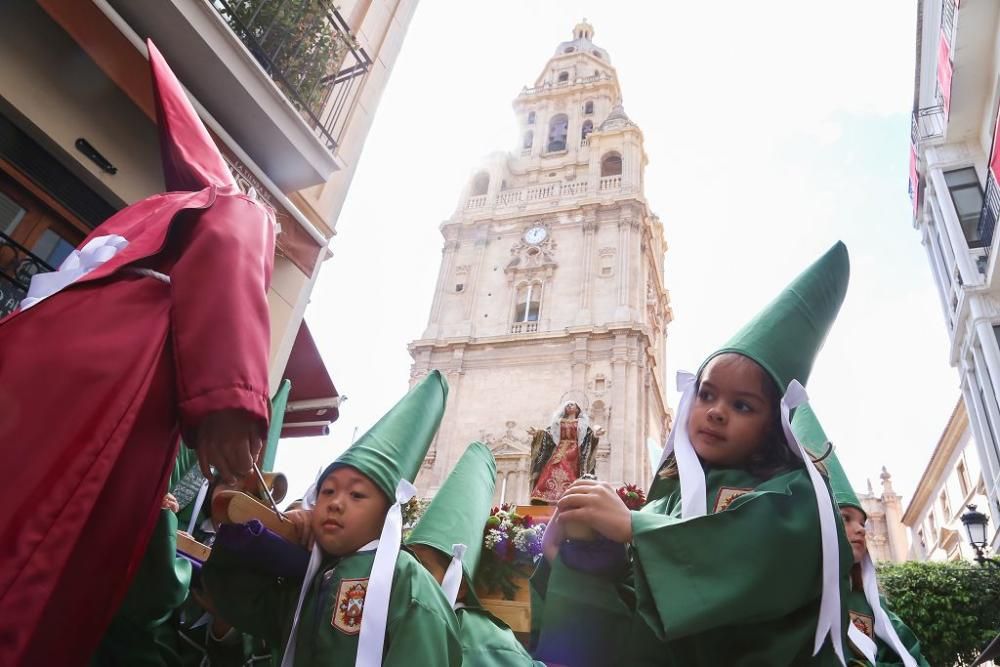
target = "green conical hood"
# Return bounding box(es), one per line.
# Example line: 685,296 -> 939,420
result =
702,242 -> 849,392
791,404 -> 863,514
321,371 -> 448,500
406,441 -> 496,607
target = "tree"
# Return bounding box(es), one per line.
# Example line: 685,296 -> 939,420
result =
877,560 -> 1000,666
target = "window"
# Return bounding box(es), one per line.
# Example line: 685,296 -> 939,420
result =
581,120 -> 593,141
594,378 -> 606,392
471,172 -> 490,196
592,50 -> 602,59
547,114 -> 569,152
943,167 -> 985,246
527,111 -> 535,125
584,101 -> 594,115
601,153 -> 623,177
940,489 -> 952,519
514,283 -> 541,322
563,46 -> 575,54
957,460 -> 971,497
455,283 -> 464,293
557,72 -> 569,83
523,131 -> 533,150
917,528 -> 926,552
32,229 -> 74,267
928,511 -> 938,539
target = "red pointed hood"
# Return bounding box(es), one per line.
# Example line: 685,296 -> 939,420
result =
147,39 -> 237,192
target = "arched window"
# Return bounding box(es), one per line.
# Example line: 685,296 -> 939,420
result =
601,153 -> 622,177
514,282 -> 541,322
523,130 -> 533,150
558,72 -> 569,83
527,111 -> 535,125
471,171 -> 490,196
584,101 -> 594,115
563,46 -> 575,54
581,120 -> 593,141
547,114 -> 568,152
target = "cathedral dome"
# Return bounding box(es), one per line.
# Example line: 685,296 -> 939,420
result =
554,20 -> 610,63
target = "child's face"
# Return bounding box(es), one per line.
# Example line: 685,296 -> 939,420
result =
688,354 -> 775,467
311,466 -> 390,557
840,506 -> 867,564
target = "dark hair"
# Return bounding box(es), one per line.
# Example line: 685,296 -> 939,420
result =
659,354 -> 803,481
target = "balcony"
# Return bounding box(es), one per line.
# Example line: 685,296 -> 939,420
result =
510,322 -> 538,334
105,0 -> 372,191
911,105 -> 946,144
978,172 -> 1000,257
0,232 -> 55,318
465,177 -> 627,211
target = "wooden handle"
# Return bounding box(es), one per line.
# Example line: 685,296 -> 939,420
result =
214,490 -> 299,543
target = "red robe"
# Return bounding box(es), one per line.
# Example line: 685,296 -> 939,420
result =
0,187 -> 274,665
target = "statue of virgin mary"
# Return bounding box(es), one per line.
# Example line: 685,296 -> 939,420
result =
528,399 -> 598,504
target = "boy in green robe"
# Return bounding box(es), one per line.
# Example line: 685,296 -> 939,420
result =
405,440 -> 545,666
793,406 -> 930,667
534,242 -> 855,666
202,371 -> 461,666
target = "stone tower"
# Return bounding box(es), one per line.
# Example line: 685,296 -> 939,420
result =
409,21 -> 672,503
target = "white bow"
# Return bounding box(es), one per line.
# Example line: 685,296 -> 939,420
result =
860,553 -> 917,667
657,371 -> 706,518
20,234 -> 129,310
441,543 -> 468,608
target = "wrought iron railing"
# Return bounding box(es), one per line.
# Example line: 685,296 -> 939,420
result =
977,172 -> 1000,254
911,104 -> 946,144
0,232 -> 55,318
211,0 -> 372,151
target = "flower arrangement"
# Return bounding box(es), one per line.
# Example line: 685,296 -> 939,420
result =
474,503 -> 547,600
616,483 -> 646,510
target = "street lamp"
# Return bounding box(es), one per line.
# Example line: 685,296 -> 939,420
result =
960,504 -> 1000,567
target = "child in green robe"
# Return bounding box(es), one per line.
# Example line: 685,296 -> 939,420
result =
792,406 -> 930,667
202,371 -> 461,667
533,242 -> 855,666
405,441 -> 545,667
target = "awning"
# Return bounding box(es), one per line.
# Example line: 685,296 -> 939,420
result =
974,631 -> 1000,666
280,320 -> 339,438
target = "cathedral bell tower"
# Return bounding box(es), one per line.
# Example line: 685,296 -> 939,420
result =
409,21 -> 673,501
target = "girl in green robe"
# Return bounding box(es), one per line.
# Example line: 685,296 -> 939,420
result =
533,242 -> 855,666
791,406 -> 930,667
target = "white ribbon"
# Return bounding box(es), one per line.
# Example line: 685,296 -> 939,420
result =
441,543 -> 467,608
860,553 -> 918,667
657,371 -> 707,518
356,479 -> 415,667
848,623 -> 878,665
20,234 -> 129,310
187,479 -> 211,535
778,381 -> 845,666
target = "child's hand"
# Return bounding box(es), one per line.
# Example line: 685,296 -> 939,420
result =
284,509 -> 314,549
556,479 -> 633,544
162,492 -> 179,513
541,509 -> 567,563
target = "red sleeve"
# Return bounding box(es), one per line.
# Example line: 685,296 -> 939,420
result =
169,194 -> 275,440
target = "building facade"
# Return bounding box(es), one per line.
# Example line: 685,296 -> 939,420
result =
0,0 -> 418,441
902,400 -> 990,561
909,0 -> 1000,551
856,468 -> 910,563
409,22 -> 673,502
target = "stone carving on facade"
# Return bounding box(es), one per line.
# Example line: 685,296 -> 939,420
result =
505,236 -> 558,277
481,420 -> 531,457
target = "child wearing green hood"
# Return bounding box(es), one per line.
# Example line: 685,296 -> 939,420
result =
202,371 -> 461,667
532,242 -> 855,666
793,405 -> 930,667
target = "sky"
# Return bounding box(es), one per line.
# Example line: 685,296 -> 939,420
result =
275,0 -> 960,508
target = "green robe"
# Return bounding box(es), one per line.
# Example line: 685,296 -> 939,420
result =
843,589 -> 930,667
532,466 -> 853,665
203,543 -> 461,666
456,606 -> 544,666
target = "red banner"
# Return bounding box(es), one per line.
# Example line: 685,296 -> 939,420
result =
938,33 -> 953,119
990,110 -> 1000,183
909,144 -> 920,218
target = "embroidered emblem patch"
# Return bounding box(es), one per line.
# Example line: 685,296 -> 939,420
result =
712,487 -> 753,513
850,610 -> 875,639
332,578 -> 368,635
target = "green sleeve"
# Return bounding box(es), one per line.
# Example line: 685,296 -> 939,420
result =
630,473 -> 829,641
201,540 -> 294,645
383,598 -> 462,667
533,557 -> 633,667
875,605 -> 930,667
117,509 -> 192,626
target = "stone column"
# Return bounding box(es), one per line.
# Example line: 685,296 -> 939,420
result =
614,217 -> 632,321
961,369 -> 1000,495
610,333 -> 628,484
919,222 -> 952,322
577,217 -> 598,324
624,345 -> 639,484
427,239 -> 460,335
928,171 -> 980,285
571,336 -> 588,389
464,236 -> 489,323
